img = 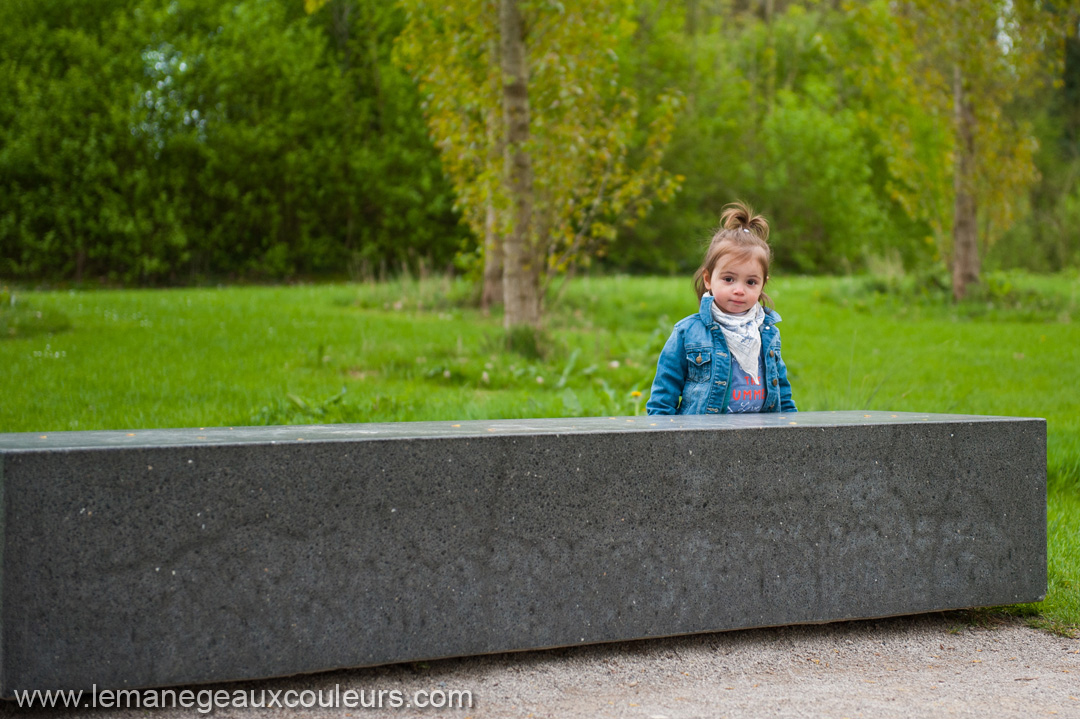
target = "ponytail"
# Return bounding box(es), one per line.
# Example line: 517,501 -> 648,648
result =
719,201 -> 769,239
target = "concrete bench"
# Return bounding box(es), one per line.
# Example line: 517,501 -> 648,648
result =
0,411 -> 1045,695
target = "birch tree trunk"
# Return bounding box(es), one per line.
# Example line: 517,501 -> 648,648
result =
951,61 -> 980,301
499,0 -> 540,328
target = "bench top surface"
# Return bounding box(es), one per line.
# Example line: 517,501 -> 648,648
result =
0,411 -> 1044,453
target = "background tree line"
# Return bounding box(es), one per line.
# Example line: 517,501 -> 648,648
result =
2,0 -> 1078,295
0,0 -> 466,284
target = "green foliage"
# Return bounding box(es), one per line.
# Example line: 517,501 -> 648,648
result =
758,83 -> 889,272
396,0 -> 683,295
0,0 -> 151,281
0,0 -> 464,284
994,36 -> 1080,273
845,0 -> 1059,277
1,0 -> 1079,285
611,1 -> 917,276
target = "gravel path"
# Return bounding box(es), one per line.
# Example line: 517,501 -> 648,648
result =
5,613 -> 1078,718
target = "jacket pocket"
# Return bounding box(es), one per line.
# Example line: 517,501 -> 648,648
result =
685,348 -> 712,383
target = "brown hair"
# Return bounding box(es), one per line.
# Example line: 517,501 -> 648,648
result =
693,201 -> 773,305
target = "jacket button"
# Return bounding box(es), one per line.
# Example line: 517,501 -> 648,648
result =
768,350 -> 775,358
772,378 -> 779,386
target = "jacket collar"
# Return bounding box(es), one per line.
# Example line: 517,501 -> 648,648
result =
698,295 -> 782,328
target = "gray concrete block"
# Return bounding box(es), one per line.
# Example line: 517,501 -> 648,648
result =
0,411 -> 1046,695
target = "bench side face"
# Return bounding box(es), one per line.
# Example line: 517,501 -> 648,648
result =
0,415 -> 1047,694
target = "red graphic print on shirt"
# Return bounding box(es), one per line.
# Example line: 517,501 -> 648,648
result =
732,374 -> 764,402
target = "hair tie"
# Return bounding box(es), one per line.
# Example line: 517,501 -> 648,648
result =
742,228 -> 750,233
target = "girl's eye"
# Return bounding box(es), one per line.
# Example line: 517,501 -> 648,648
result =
747,279 -> 757,286
723,277 -> 735,283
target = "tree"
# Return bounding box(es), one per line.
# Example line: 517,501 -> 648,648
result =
0,0 -> 156,282
848,0 -> 1062,300
1002,1 -> 1080,272
498,0 -> 538,326
0,0 -> 464,284
610,0 -> 915,277
396,0 -> 682,330
300,0 -> 468,277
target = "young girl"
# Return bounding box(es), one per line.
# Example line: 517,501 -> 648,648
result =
646,201 -> 796,415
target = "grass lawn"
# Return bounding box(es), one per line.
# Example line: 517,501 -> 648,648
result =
2,272 -> 1078,630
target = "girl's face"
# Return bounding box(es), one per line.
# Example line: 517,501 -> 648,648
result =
703,254 -> 766,314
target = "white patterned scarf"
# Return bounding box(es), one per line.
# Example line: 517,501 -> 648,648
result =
710,300 -> 766,381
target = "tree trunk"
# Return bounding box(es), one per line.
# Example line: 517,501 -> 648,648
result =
764,0 -> 776,115
499,0 -> 540,328
481,200 -> 503,310
951,62 -> 980,301
1064,24 -> 1080,146
333,0 -> 356,255
684,0 -> 699,37
481,33 -> 504,312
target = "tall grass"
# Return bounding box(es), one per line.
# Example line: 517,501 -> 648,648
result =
2,272 -> 1078,629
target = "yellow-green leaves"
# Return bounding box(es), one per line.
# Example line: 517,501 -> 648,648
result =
846,0 -> 1065,296
395,0 -> 682,319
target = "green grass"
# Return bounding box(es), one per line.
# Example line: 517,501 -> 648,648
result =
1022,488 -> 1080,634
1,273 -> 1078,631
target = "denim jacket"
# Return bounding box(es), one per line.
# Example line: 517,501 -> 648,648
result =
646,295 -> 796,415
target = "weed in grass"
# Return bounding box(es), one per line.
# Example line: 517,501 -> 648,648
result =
250,387 -> 348,425
560,387 -> 584,416
555,348 -> 580,389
